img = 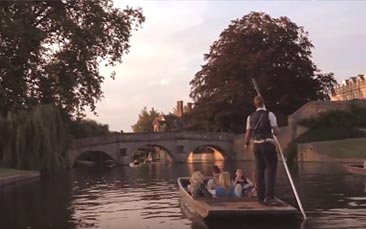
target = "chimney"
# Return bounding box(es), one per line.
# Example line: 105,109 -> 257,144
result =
176,100 -> 183,117
187,102 -> 193,112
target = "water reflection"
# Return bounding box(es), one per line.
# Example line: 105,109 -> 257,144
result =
0,171 -> 74,229
0,162 -> 365,229
200,219 -> 304,229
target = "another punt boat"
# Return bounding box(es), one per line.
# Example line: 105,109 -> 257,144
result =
129,160 -> 141,168
177,177 -> 299,219
342,164 -> 366,176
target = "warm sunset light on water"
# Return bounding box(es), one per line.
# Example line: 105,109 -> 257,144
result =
187,148 -> 225,163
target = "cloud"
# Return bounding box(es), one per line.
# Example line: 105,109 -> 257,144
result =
87,1 -> 209,131
160,79 -> 169,86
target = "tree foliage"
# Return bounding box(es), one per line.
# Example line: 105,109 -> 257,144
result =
188,12 -> 335,133
0,0 -> 144,117
315,72 -> 337,100
131,107 -> 161,132
0,105 -> 70,172
298,105 -> 366,129
68,119 -> 110,139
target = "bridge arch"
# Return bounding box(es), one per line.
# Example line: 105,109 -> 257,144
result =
186,144 -> 227,162
72,150 -> 116,167
129,144 -> 174,163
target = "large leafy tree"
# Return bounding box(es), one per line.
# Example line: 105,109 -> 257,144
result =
131,107 -> 161,133
189,12 -> 335,133
68,119 -> 110,139
0,0 -> 144,117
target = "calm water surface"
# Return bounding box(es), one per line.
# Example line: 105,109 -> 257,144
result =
0,161 -> 365,229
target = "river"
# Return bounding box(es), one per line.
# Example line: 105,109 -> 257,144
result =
0,161 -> 365,229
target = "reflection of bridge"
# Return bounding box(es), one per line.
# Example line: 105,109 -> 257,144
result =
69,132 -> 236,166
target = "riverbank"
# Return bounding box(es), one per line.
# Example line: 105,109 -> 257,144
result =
297,137 -> 366,162
0,168 -> 40,187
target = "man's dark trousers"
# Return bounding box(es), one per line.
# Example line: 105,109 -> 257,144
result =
253,142 -> 278,201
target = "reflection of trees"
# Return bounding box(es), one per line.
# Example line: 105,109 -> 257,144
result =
0,172 -> 74,228
288,162 -> 365,210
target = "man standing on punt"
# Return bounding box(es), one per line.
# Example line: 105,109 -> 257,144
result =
244,96 -> 280,206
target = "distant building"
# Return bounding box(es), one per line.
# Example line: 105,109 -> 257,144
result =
152,100 -> 192,132
331,74 -> 366,101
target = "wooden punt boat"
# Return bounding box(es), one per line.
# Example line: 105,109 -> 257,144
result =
177,177 -> 299,219
342,164 -> 366,176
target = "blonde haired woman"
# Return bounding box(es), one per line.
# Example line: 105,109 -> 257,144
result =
188,170 -> 212,198
214,172 -> 236,198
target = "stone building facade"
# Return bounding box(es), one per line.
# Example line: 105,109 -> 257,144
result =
331,74 -> 366,101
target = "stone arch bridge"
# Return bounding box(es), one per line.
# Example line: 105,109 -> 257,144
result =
69,132 -> 236,166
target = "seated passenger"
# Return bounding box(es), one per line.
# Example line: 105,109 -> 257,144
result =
188,171 -> 212,198
233,169 -> 255,197
215,172 -> 236,198
207,165 -> 221,190
233,169 -> 254,189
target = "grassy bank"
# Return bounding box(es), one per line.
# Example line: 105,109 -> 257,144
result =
315,138 -> 366,158
0,168 -> 40,186
0,168 -> 27,178
284,128 -> 366,160
296,127 -> 366,143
